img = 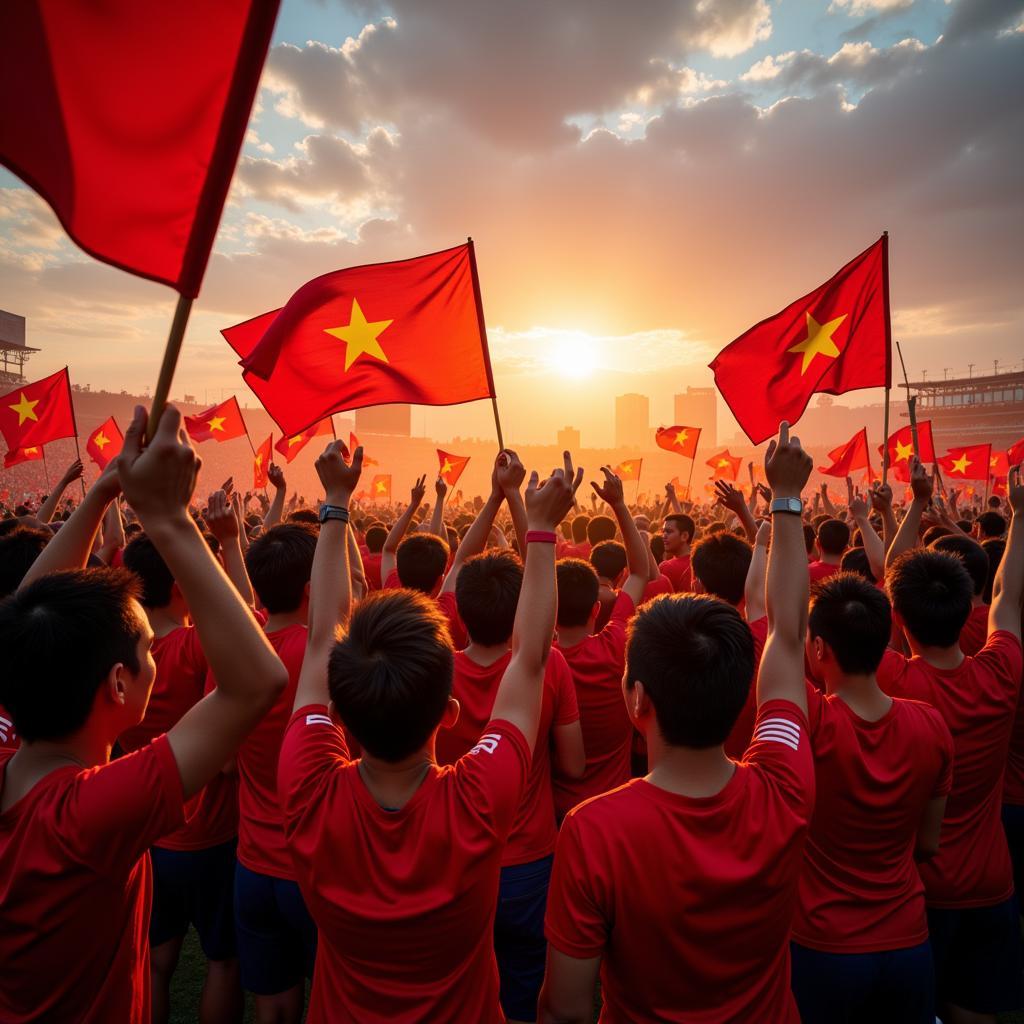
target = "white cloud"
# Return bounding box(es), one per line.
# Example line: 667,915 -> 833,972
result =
828,0 -> 913,15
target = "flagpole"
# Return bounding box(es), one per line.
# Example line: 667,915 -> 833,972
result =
63,367 -> 87,498
881,230 -> 894,483
244,426 -> 269,498
466,237 -> 505,451
41,446 -> 51,492
147,294 -> 194,441
684,455 -> 697,502
895,341 -> 919,459
882,386 -> 891,485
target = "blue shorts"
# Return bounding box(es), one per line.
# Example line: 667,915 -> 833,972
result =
1002,803 -> 1024,904
494,854 -> 553,1023
234,861 -> 317,996
150,839 -> 237,961
928,897 -> 1023,1013
790,940 -> 934,1024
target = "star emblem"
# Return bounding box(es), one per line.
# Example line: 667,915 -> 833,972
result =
787,312 -> 847,375
893,439 -> 913,462
207,416 -> 226,432
9,392 -> 40,426
674,429 -> 689,446
287,435 -> 304,447
93,431 -> 110,450
376,480 -> 387,493
25,447 -> 37,455
255,453 -> 264,466
325,298 -> 393,372
951,453 -> 971,475
441,458 -> 454,475
718,459 -> 730,468
621,463 -> 633,475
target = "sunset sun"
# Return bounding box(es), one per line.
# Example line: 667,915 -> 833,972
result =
547,331 -> 599,380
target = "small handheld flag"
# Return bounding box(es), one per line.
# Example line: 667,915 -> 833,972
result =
185,396 -> 247,444
86,416 -> 124,469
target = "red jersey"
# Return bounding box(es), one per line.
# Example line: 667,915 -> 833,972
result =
236,623 -> 306,880
877,630 -> 1023,907
545,701 -> 814,1023
595,576 -> 673,632
658,554 -> 691,592
436,647 -> 579,865
0,737 -> 185,1023
724,615 -> 770,760
795,688 -> 953,952
959,603 -> 989,657
0,703 -> 18,751
808,561 -> 842,584
554,592 -> 635,818
363,552 -> 383,591
278,707 -> 529,1023
642,573 -> 674,603
1004,682 -> 1024,806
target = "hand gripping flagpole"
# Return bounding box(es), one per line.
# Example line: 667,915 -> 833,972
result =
467,237 -> 505,452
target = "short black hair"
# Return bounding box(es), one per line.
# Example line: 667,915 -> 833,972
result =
809,572 -> 891,675
651,535 -> 665,562
288,508 -> 319,525
626,594 -> 753,748
922,525 -> 952,547
931,534 -> 988,597
817,519 -> 850,556
328,590 -> 453,762
802,523 -> 816,555
886,548 -> 973,648
981,538 -> 1005,606
123,534 -> 175,608
587,515 -> 616,545
570,515 -> 590,543
0,568 -> 144,742
396,533 -> 450,593
0,527 -> 50,599
976,511 -> 1006,539
556,558 -> 600,628
245,523 -> 318,614
455,550 -> 523,646
840,545 -> 875,584
365,524 -> 388,553
691,534 -> 752,606
664,514 -> 695,543
590,540 -> 627,581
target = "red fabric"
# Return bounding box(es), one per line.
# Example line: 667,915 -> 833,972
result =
879,421 -> 935,483
546,700 -> 813,1023
613,459 -> 642,481
553,592 -> 635,818
876,632 -> 1023,907
659,555 -> 692,592
795,689 -> 953,952
436,647 -> 578,865
2,446 -> 43,469
1004,683 -> 1024,806
959,604 -> 989,658
435,590 -> 469,652
0,2 -> 278,296
1007,436 -> 1024,467
223,244 -> 495,437
369,474 -> 391,501
184,396 -> 247,444
363,552 -> 383,591
275,418 -> 334,463
706,449 -> 742,481
724,615 -> 769,760
989,450 -> 1009,478
253,433 -> 272,489
808,561 -> 843,584
277,708 -> 528,1023
655,425 -> 700,458
85,416 -> 123,470
437,449 -> 470,487
642,574 -> 674,603
937,444 -> 992,483
710,236 -> 889,445
0,368 -> 75,451
0,703 -> 18,750
818,427 -> 871,478
0,738 -> 184,1023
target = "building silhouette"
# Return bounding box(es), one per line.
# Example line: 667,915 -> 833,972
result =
615,393 -> 649,450
557,426 -> 581,451
674,387 -> 717,450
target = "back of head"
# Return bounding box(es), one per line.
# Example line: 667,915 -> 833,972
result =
589,540 -> 627,582
839,545 -> 875,584
328,590 -> 453,762
587,515 -> 616,545
570,515 -> 590,544
691,534 -> 751,605
809,572 -> 891,674
976,511 -> 1006,539
626,594 -> 753,748
931,534 -> 988,597
802,523 -> 816,555
0,568 -> 144,742
921,525 -> 951,547
886,548 -> 973,648
123,533 -> 174,608
0,527 -> 50,599
455,550 -> 523,646
981,538 -> 1005,605
817,518 -> 850,557
245,523 -> 318,614
556,558 -> 600,628
396,533 -> 450,593
288,508 -> 319,525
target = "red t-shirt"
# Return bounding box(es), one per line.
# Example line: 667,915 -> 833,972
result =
0,704 -> 18,751
959,603 -> 989,657
658,555 -> 691,592
795,688 -> 954,952
724,615 -> 770,760
545,700 -> 814,1023
363,552 -> 383,591
236,623 -> 307,880
436,647 -> 579,865
554,592 -> 635,818
595,576 -> 673,632
0,737 -> 185,1023
642,574 -> 674,603
277,707 -> 529,1023
877,630 -> 1024,907
808,561 -> 842,584
1004,682 -> 1024,806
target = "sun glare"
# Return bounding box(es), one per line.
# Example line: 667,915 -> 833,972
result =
548,331 -> 599,380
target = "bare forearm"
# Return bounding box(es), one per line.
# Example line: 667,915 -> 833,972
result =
455,492 -> 503,564
820,489 -> 836,517
263,486 -> 285,529
880,507 -> 897,554
886,498 -> 925,568
767,509 -> 808,651
745,542 -> 768,621
991,513 -> 1024,632
19,489 -> 111,588
612,500 -> 647,577
735,502 -> 758,543
855,516 -> 886,581
37,480 -> 71,524
506,488 -> 529,555
384,500 -> 419,554
429,498 -> 445,539
221,535 -> 255,607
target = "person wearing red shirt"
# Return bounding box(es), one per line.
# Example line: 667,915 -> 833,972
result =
658,511 -> 695,592
0,406 -> 287,1024
590,539 -> 669,632
808,517 -> 848,583
277,443 -> 579,1022
792,572 -> 953,1024
540,422 -> 816,1023
878,458 -> 1024,1021
931,533 -> 991,657
361,522 -> 387,590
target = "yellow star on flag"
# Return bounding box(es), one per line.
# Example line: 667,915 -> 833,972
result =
9,392 -> 40,426
894,439 -> 913,462
441,459 -> 454,475
718,459 -> 730,468
787,312 -> 847,375
25,447 -> 38,455
288,435 -> 304,447
991,455 -> 999,468
621,464 -> 633,475
674,429 -> 688,446
325,298 -> 393,372
951,453 -> 971,475
376,480 -> 387,493
208,416 -> 226,433
93,431 -> 110,450
255,453 -> 264,466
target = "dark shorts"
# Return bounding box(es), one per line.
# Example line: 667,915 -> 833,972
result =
234,861 -> 317,996
1003,803 -> 1024,904
494,855 -> 553,1023
928,897 -> 1023,1013
790,940 -> 934,1024
150,838 -> 237,961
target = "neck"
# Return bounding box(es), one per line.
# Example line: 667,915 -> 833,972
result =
18,728 -> 113,774
265,608 -> 307,632
825,671 -> 891,720
557,620 -> 595,647
645,734 -> 735,798
464,640 -> 510,666
819,553 -> 842,565
906,637 -> 964,670
358,746 -> 435,810
972,594 -> 984,608
146,605 -> 185,638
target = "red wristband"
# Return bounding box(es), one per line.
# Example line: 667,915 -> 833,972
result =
526,530 -> 558,544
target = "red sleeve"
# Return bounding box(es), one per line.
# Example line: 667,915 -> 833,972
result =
277,704 -> 351,832
545,811 -> 608,957
876,646 -> 910,697
185,625 -> 209,679
383,570 -> 401,590
593,591 -> 635,674
973,631 -> 1024,710
744,699 -> 815,819
435,591 -> 468,651
453,719 -> 531,839
550,650 -> 580,727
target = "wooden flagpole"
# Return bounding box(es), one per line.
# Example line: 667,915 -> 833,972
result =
466,237 -> 504,451
882,386 -> 891,485
147,294 -> 194,441
684,455 -> 697,501
63,366 -> 87,498
895,341 -> 919,459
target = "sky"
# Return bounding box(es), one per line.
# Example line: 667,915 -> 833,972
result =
1,0 -> 1022,447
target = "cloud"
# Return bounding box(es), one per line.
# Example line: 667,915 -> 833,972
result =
943,0 -> 1024,42
828,0 -> 912,15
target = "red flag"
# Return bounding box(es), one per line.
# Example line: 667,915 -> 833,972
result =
349,432 -> 379,467
274,418 -> 334,464
990,450 -> 1009,479
0,367 -> 75,450
370,474 -> 392,501
710,236 -> 890,444
613,459 -> 643,480
222,244 -> 496,437
0,3 -> 278,296
655,425 -> 701,459
185,396 -> 247,444
437,450 -> 470,487
880,421 -> 935,482
253,434 -> 272,489
85,416 -> 124,469
1008,437 -> 1024,467
819,427 -> 871,478
938,444 -> 991,482
706,450 -> 742,481
3,445 -> 44,469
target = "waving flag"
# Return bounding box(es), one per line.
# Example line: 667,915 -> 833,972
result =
253,434 -> 272,489
613,459 -> 643,480
437,450 -> 470,487
819,427 -> 871,479
938,444 -> 991,482
655,425 -> 701,459
275,417 -> 334,464
706,450 -> 742,481
86,416 -> 124,469
0,368 -> 75,451
370,474 -> 392,501
4,445 -> 44,469
880,421 -> 935,482
1008,437 -> 1024,468
185,396 -> 247,444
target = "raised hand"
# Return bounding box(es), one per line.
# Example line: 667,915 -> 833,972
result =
591,466 -> 625,507
267,463 -> 285,490
527,451 -> 583,530
205,489 -> 238,541
220,476 -> 234,498
849,490 -> 870,520
665,481 -> 676,499
714,479 -> 746,514
1008,464 -> 1024,517
119,405 -> 200,522
765,421 -> 813,499
869,481 -> 892,512
756,482 -> 772,505
91,455 -> 123,504
908,456 -> 934,503
496,449 -> 527,495
435,475 -> 448,501
410,474 -> 427,505
61,459 -> 84,486
316,441 -> 363,507
755,519 -> 771,548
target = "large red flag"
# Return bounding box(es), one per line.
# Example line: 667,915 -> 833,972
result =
990,450 -> 1009,479
0,3 -> 278,296
437,450 -> 470,487
938,444 -> 991,482
0,368 -> 76,450
274,418 -> 334,464
221,244 -> 496,437
706,450 -> 742,481
253,434 -> 272,489
880,421 -> 935,482
85,416 -> 124,469
1008,437 -> 1024,467
184,397 -> 247,444
3,445 -> 44,469
819,427 -> 871,478
655,425 -> 701,459
349,432 -> 379,467
710,236 -> 890,444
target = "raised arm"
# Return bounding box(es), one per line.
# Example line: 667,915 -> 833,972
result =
205,488 -> 255,607
869,481 -> 898,554
714,480 -> 757,543
37,459 -> 84,524
263,463 -> 287,529
347,527 -> 366,602
380,475 -> 426,583
819,482 -> 836,518
757,422 -> 812,713
498,450 -> 529,554
440,457 -> 505,594
95,494 -> 126,565
849,491 -> 886,582
744,519 -> 770,622
885,457 -> 932,569
664,481 -> 682,515
592,467 -> 648,607
989,465 -> 1024,640
429,477 -> 447,539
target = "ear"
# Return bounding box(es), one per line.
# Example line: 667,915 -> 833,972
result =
590,600 -> 602,623
622,677 -> 651,723
691,576 -> 705,595
303,579 -> 312,602
441,696 -> 460,729
106,662 -> 129,709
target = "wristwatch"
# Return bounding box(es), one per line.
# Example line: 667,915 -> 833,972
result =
769,497 -> 802,516
318,503 -> 350,525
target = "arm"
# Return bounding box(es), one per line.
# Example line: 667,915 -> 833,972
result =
37,459 -> 84,524
539,948 -> 601,1024
380,475 -> 426,583
638,526 -> 660,582
714,480 -> 757,543
552,720 -> 585,779
850,492 -> 885,582
498,450 -> 529,555
263,463 -> 286,529
744,519 -> 770,622
819,482 -> 836,518
664,481 -> 682,514
347,527 -> 366,602
885,457 -> 933,569
428,477 -> 447,539
205,489 -> 255,607
758,422 -> 812,713
95,494 -> 126,565
915,795 -> 947,861
592,468 -> 648,607
439,466 -> 504,595
989,465 -> 1024,640
869,482 -> 898,555
118,406 -> 287,800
